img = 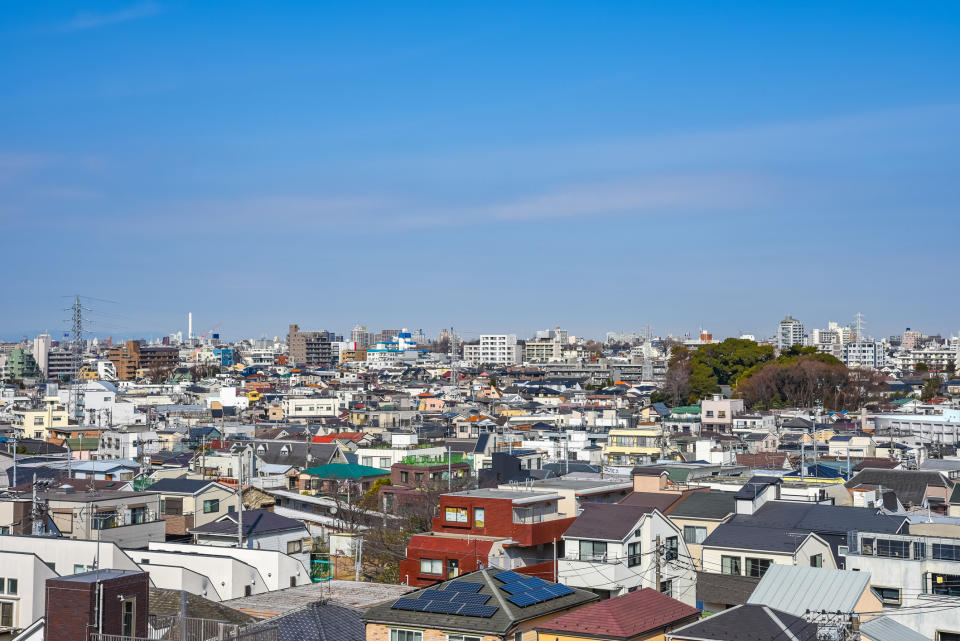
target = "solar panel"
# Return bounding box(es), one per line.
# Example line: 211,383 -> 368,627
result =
424,601 -> 465,614
493,570 -> 525,583
507,593 -> 539,607
498,581 -> 528,595
446,581 -> 483,593
459,604 -> 498,618
392,598 -> 425,611
451,593 -> 490,604
521,577 -> 549,589
419,590 -> 455,601
545,584 -> 574,597
525,588 -> 553,604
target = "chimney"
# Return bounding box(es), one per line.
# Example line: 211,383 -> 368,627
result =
45,570 -> 149,641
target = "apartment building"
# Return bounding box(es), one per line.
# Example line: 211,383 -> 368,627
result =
701,395 -> 745,433
464,334 -> 522,366
107,340 -> 178,381
776,316 -> 805,351
288,324 -> 337,367
604,425 -> 661,466
844,340 -> 886,369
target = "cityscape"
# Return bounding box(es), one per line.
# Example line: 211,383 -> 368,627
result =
3,3 -> 960,641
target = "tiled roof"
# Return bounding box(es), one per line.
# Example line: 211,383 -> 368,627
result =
563,503 -> 654,541
536,588 -> 699,639
191,509 -> 305,537
668,604 -> 817,641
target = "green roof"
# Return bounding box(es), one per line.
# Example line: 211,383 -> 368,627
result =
667,468 -> 692,482
302,462 -> 390,479
66,437 -> 99,450
671,405 -> 701,414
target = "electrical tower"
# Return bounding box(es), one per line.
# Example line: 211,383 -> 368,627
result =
448,327 -> 459,391
66,295 -> 89,427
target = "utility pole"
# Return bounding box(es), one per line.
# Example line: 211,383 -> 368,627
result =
801,439 -> 806,481
655,535 -> 662,593
553,537 -> 558,582
447,445 -> 452,491
236,451 -> 244,549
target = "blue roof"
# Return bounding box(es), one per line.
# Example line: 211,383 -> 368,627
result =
652,402 -> 670,416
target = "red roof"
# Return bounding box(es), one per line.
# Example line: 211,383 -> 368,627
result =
311,432 -> 365,444
536,588 -> 699,639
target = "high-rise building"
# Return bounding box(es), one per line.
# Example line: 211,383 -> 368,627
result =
351,325 -> 372,349
777,316 -> 805,351
107,340 -> 178,381
32,333 -> 51,375
5,347 -> 41,380
288,324 -> 336,367
902,328 -> 923,350
464,334 -> 521,366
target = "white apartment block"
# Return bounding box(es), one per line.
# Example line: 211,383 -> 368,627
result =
844,341 -> 886,369
464,334 -> 521,366
776,316 -> 805,351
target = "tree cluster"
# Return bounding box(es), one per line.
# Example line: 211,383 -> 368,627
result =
655,338 -> 775,405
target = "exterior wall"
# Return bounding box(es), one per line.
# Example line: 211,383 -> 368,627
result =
0,552 -> 57,634
433,495 -> 575,547
45,573 -> 148,641
701,535 -> 835,580
667,516 -> 730,570
147,542 -> 311,592
604,426 -> 661,465
366,623 -> 499,641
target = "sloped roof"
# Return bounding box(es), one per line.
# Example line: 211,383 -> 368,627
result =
191,509 -> 305,537
253,601 -> 364,641
147,478 -> 225,495
859,615 -> 930,641
563,503 -> 654,541
535,588 -> 698,640
668,604 -> 817,641
669,491 -> 736,520
149,588 -> 255,624
746,565 -> 870,616
618,492 -> 684,512
845,468 -> 952,507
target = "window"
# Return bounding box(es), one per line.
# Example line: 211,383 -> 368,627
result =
664,536 -> 678,560
746,557 -> 772,578
163,498 -> 183,516
683,526 -> 707,545
627,542 -> 642,566
931,573 -> 960,597
448,636 -> 481,641
287,540 -> 302,554
579,540 -> 607,561
721,555 -> 741,575
876,539 -> 910,558
860,537 -> 874,555
474,508 -> 485,528
514,634 -> 523,641
938,633 -> 960,641
400,471 -> 409,483
0,602 -> 12,628
874,587 -> 901,605
391,630 -> 422,641
809,554 -> 822,568
420,558 -> 442,575
705,411 -> 714,418
121,598 -> 135,637
4,580 -> 15,596
445,507 -> 468,523
933,544 -> 960,561
659,579 -> 672,596
74,564 -> 86,574
203,499 -> 220,514
914,542 -> 927,560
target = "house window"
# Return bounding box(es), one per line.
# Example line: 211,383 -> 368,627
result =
4,580 -> 15,596
445,507 -> 468,523
474,508 -> 485,528
391,630 -> 422,641
203,499 -> 220,514
287,540 -> 302,554
121,598 -> 135,637
683,526 -> 707,544
659,579 -> 672,596
705,411 -> 714,418
664,536 -> 678,560
579,540 -> 607,561
933,544 -> 960,561
746,557 -> 772,578
400,471 -> 409,484
627,542 -> 642,566
721,556 -> 741,575
874,587 -> 901,605
420,558 -> 443,575
448,636 -> 481,641
938,633 -> 960,641
809,554 -> 822,568
876,539 -> 909,558
932,573 -> 960,597
0,602 -> 12,628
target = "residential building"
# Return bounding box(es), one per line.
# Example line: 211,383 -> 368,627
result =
283,396 -> 340,420
827,434 -> 876,458
844,529 -> 960,639
42,485 -> 166,548
11,397 -> 69,439
0,550 -> 56,635
844,340 -> 886,369
535,588 -> 700,641
288,324 -> 337,367
4,347 -> 41,381
559,503 -> 696,604
665,491 -> 736,570
464,334 -> 522,366
362,569 -> 598,641
776,315 -> 805,351
98,425 -> 160,460
604,425 -> 661,466
147,478 -> 238,536
746,564 -> 881,619
700,395 -> 744,434
507,478 -> 633,518
107,340 -> 178,381
190,508 -> 312,564
44,570 -> 150,641
399,488 -> 577,587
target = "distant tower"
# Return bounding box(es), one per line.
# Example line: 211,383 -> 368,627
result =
188,312 -> 193,340
67,296 -> 87,426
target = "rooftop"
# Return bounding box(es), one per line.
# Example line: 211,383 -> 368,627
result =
536,588 -> 698,640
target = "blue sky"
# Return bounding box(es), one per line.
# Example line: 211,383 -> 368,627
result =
2,1 -> 959,342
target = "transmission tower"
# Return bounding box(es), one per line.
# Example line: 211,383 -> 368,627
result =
65,295 -> 90,427
448,327 -> 459,390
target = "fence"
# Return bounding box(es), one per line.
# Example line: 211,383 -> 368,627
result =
88,617 -> 278,641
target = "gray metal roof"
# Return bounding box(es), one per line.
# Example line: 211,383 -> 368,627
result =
746,565 -> 870,616
669,491 -> 736,520
859,615 -> 930,641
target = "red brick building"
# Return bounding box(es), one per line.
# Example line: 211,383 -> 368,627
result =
399,488 -> 576,587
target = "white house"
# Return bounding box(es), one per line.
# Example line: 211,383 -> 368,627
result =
559,503 -> 696,606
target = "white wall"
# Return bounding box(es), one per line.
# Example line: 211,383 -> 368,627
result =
147,542 -> 310,592
0,536 -> 141,577
138,564 -> 221,602
0,552 -> 57,631
134,550 -> 267,601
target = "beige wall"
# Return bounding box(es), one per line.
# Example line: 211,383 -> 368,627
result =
668,516 -> 730,569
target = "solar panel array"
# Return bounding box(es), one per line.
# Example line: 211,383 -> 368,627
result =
391,582 -> 497,618
494,573 -> 575,608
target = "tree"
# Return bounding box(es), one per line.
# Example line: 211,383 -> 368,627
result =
916,362 -> 929,373
921,377 -> 942,402
657,338 -> 774,405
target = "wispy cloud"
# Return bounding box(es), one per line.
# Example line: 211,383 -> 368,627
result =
59,1 -> 162,33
